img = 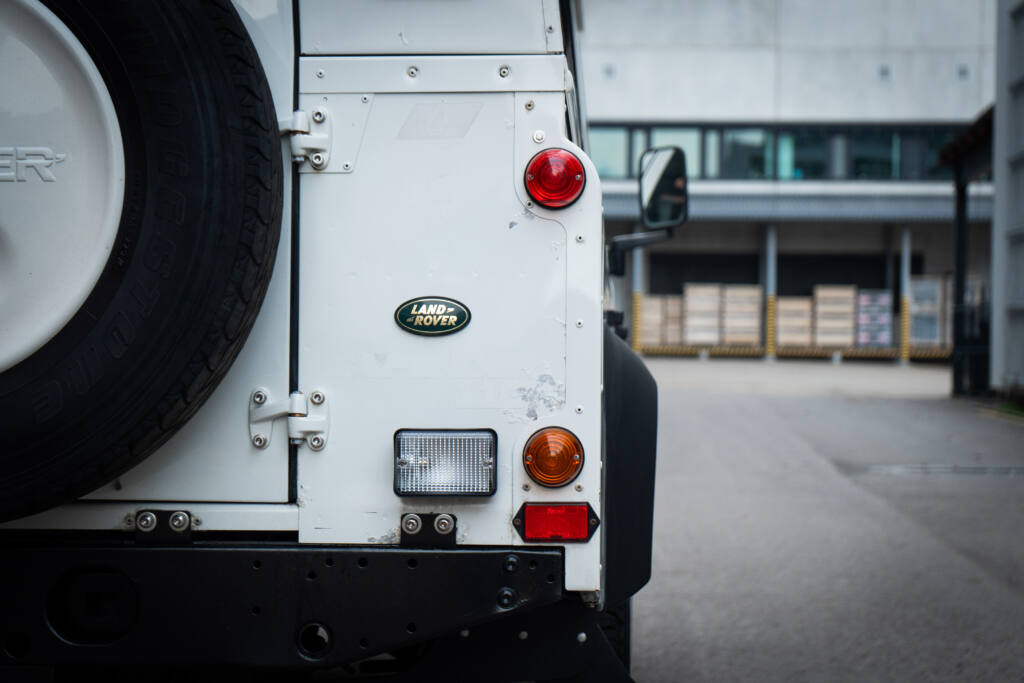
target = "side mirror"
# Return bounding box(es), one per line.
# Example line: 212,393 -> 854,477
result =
639,146 -> 688,229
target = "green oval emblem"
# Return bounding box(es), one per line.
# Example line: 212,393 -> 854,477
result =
395,296 -> 471,336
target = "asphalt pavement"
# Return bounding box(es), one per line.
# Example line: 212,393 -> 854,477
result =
632,358 -> 1024,683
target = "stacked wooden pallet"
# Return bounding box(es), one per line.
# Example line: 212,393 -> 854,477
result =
813,285 -> 856,347
910,277 -> 944,346
856,289 -> 892,347
721,285 -> 762,345
683,284 -> 721,345
663,295 -> 684,346
638,294 -> 665,346
776,297 -> 813,347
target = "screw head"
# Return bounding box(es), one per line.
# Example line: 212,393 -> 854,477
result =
310,153 -> 326,169
496,587 -> 518,609
310,390 -> 325,405
575,405 -> 583,414
361,95 -> 369,103
434,513 -> 455,535
252,434 -> 268,449
407,66 -> 419,78
315,69 -> 325,78
308,434 -> 326,451
498,65 -> 510,78
532,130 -> 546,143
169,511 -> 190,532
576,320 -> 584,328
402,514 -> 423,535
577,631 -> 588,643
575,234 -> 584,243
525,100 -> 535,111
252,390 -> 267,405
575,484 -> 583,492
312,109 -> 326,123
518,630 -> 529,640
136,511 -> 157,532
503,555 -> 520,573
342,161 -> 352,171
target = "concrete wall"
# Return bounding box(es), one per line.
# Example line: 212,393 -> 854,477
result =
581,0 -> 996,122
991,0 -> 1024,390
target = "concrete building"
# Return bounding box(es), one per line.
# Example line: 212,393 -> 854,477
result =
991,0 -> 1024,391
581,0 -> 996,360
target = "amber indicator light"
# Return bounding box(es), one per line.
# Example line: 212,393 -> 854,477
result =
523,427 -> 583,488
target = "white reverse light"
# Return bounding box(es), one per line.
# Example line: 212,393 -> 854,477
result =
394,429 -> 497,496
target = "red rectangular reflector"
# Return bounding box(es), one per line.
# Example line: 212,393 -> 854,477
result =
522,504 -> 591,542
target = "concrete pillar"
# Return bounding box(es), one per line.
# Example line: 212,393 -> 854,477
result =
630,226 -> 645,352
900,226 -> 911,363
764,225 -> 777,358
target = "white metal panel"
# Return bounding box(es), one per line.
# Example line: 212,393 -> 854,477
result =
300,55 -> 566,95
1,503 -> 298,532
299,0 -> 559,56
297,75 -> 604,591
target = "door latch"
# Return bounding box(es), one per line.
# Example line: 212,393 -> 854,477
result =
248,389 -> 329,451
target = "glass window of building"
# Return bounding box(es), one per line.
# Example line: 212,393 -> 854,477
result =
588,127 -> 629,179
704,129 -> 720,178
631,128 -> 648,177
721,128 -> 773,179
850,129 -> 900,179
651,127 -> 701,178
921,127 -> 959,180
777,129 -> 829,180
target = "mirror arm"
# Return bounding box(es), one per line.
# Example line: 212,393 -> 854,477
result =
609,226 -> 673,255
606,226 -> 674,277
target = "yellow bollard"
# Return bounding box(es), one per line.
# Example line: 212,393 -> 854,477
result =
765,294 -> 777,358
900,296 -> 910,362
632,291 -> 643,353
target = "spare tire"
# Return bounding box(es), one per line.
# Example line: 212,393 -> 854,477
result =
0,0 -> 283,521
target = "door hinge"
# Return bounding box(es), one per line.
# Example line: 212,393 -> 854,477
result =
280,108 -> 331,170
248,389 -> 329,451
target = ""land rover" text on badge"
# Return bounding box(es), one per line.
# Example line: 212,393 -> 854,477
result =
394,297 -> 471,336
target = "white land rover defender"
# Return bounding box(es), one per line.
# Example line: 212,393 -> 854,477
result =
0,1 -> 687,679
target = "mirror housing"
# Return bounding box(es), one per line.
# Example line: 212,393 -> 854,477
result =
639,146 -> 688,229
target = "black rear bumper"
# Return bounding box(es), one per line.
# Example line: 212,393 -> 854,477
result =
1,544 -> 568,669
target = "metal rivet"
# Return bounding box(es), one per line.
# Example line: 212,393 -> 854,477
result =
522,483 -> 530,491
513,518 -> 522,526
252,434 -> 268,449
575,484 -> 583,492
361,95 -> 369,103
576,320 -> 584,328
315,69 -> 324,78
407,66 -> 419,78
499,65 -> 511,78
525,100 -> 534,111
577,632 -> 587,643
532,130 -> 546,143
547,25 -> 555,33
252,390 -> 267,405
575,234 -> 584,243
402,514 -> 423,535
575,405 -> 583,414
573,454 -> 581,462
503,555 -> 520,573
311,109 -> 326,123
434,513 -> 455,535
342,161 -> 352,171
136,511 -> 157,532
460,629 -> 470,638
518,630 -> 528,640
526,200 -> 534,208
169,511 -> 190,532
308,434 -> 326,451
310,391 -> 325,405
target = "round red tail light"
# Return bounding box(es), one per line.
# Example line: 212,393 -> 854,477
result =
524,149 -> 586,208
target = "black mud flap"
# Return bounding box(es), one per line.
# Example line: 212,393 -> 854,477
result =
602,327 -> 658,606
